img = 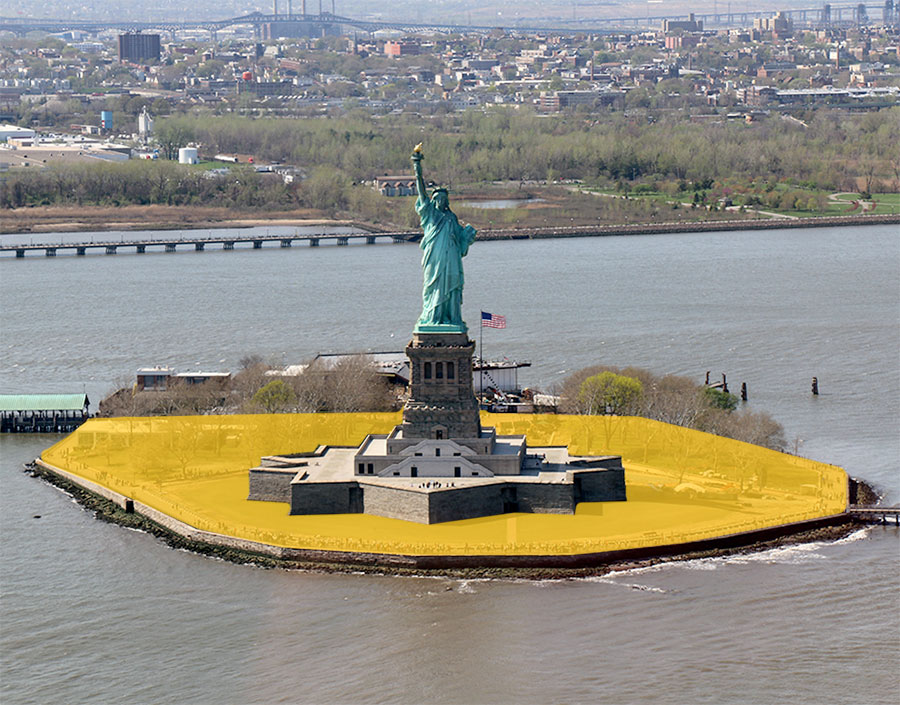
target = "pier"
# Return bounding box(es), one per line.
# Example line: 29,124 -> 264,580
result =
2,231 -> 419,258
848,506 -> 900,525
1,394 -> 90,433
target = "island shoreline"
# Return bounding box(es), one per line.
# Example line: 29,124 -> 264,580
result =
27,458 -> 861,581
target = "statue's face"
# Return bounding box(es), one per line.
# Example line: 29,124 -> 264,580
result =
432,191 -> 449,211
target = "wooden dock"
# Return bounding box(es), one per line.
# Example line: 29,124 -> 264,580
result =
848,506 -> 900,525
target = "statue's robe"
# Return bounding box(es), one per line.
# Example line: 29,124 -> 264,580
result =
415,195 -> 477,329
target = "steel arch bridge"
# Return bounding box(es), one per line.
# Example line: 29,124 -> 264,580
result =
0,5 -> 892,37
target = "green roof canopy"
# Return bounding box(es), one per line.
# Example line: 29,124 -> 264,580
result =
0,394 -> 89,412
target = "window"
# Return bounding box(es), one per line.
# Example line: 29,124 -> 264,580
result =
435,448 -> 441,457
424,362 -> 431,379
393,471 -> 400,476
411,466 -> 418,477
447,362 -> 454,379
414,452 -> 422,456
454,467 -> 461,477
472,471 -> 479,476
358,463 -> 365,474
436,362 -> 443,379
453,452 -> 461,456
367,463 -> 374,474
435,430 -> 443,440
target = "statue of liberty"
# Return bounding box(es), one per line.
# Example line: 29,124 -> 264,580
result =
411,143 -> 477,334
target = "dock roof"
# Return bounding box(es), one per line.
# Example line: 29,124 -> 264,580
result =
0,394 -> 89,412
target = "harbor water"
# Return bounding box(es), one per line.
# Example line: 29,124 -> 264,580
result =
1,224 -> 898,704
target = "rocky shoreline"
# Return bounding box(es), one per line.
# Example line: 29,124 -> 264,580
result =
25,460 -> 865,581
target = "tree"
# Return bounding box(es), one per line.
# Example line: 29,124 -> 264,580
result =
251,380 -> 297,413
577,372 -> 643,415
704,387 -> 738,411
155,119 -> 195,160
558,364 -> 785,451
290,355 -> 395,412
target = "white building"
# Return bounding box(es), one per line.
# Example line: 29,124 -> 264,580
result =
0,124 -> 36,142
138,108 -> 153,139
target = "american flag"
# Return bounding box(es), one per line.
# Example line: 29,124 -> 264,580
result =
481,311 -> 506,329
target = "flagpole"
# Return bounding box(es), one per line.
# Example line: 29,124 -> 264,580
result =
479,311 -> 484,406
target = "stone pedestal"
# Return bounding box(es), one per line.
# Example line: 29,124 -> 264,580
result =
400,332 -> 481,440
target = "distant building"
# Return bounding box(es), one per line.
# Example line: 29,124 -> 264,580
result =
136,367 -> 173,391
138,107 -> 153,139
373,175 -> 416,196
118,33 -> 161,63
665,35 -> 699,50
172,371 -> 231,386
0,124 -> 36,142
662,14 -> 703,33
384,40 -> 420,57
539,90 -> 625,112
135,367 -> 230,390
753,12 -> 793,38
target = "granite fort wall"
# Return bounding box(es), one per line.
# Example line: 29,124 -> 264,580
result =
515,483 -> 574,513
362,484 -> 431,523
248,468 -> 295,502
575,468 -> 627,503
428,484 -> 504,523
291,482 -> 358,515
285,469 -> 628,523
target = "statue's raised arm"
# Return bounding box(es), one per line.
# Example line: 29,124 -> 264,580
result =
412,142 -> 427,203
410,143 -> 477,335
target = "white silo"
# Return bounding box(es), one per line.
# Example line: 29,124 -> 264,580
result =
178,147 -> 198,164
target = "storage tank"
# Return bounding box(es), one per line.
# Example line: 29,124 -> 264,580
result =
178,147 -> 198,164
100,110 -> 113,131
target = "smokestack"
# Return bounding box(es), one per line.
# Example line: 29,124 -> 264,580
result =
273,0 -> 277,17
288,0 -> 292,17
332,0 -> 335,14
301,0 -> 306,14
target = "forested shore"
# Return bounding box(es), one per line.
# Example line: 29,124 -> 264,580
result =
3,107 -> 898,231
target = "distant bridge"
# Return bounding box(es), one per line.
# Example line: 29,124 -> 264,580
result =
0,5 -> 893,37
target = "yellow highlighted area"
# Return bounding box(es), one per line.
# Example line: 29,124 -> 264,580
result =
41,413 -> 847,556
